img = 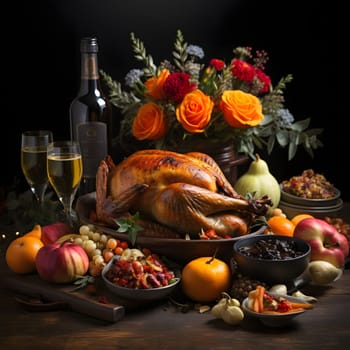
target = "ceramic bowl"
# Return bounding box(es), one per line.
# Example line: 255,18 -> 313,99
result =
232,234 -> 311,285
101,255 -> 181,301
279,199 -> 343,219
75,193 -> 266,264
242,293 -> 311,327
280,184 -> 341,207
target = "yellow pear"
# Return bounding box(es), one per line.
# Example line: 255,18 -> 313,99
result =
234,154 -> 280,215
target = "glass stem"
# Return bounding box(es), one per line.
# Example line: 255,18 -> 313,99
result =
31,183 -> 48,207
60,194 -> 76,229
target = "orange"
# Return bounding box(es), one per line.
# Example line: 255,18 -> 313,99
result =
5,236 -> 44,274
23,224 -> 42,240
181,256 -> 231,303
266,216 -> 295,237
291,214 -> 314,226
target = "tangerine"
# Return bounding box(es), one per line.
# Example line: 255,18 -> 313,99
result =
5,236 -> 44,274
23,224 -> 42,240
291,214 -> 314,226
266,216 -> 295,237
181,256 -> 231,303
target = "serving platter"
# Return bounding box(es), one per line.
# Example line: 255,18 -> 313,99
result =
75,192 -> 265,264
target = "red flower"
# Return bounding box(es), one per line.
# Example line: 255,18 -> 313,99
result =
163,72 -> 197,103
210,58 -> 225,71
231,58 -> 255,84
255,69 -> 271,94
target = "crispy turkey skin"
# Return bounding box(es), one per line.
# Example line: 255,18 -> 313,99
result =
95,149 -> 272,238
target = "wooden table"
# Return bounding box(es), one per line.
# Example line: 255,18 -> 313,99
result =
1,204 -> 350,350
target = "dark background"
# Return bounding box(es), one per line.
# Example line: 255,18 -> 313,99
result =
2,0 -> 348,200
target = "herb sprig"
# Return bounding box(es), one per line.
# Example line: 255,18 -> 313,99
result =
114,212 -> 143,245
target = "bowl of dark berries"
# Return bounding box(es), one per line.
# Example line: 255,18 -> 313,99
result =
232,234 -> 311,285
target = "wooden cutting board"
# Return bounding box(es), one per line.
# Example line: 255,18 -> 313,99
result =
2,267 -> 129,323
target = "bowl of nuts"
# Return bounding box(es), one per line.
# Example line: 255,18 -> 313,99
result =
279,169 -> 343,218
232,234 -> 311,285
280,169 -> 341,207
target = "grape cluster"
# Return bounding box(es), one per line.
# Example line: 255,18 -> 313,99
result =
73,224 -> 129,277
230,274 -> 269,303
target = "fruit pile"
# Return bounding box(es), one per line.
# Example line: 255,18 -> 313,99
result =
68,224 -> 130,276
5,222 -> 131,282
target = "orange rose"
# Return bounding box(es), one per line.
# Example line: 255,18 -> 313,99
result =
176,89 -> 214,133
132,102 -> 167,140
144,69 -> 170,100
219,90 -> 264,128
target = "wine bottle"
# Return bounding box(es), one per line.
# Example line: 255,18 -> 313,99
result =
70,37 -> 113,195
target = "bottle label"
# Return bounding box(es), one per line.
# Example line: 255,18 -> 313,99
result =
77,122 -> 107,178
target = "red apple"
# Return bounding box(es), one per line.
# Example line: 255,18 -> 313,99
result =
35,241 -> 89,283
293,218 -> 349,268
41,222 -> 74,245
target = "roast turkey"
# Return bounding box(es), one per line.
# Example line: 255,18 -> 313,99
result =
95,149 -> 272,239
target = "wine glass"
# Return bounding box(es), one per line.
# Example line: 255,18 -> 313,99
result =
21,130 -> 53,206
47,140 -> 83,228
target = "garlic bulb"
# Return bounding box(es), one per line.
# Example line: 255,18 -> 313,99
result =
211,292 -> 244,325
269,284 -> 288,295
292,290 -> 317,303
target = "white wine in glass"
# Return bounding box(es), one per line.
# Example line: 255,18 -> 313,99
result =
21,130 -> 53,206
47,141 -> 83,228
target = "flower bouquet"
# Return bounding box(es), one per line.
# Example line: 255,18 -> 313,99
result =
101,30 -> 323,161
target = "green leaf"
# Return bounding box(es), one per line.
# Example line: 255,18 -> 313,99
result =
288,141 -> 297,160
267,134 -> 276,153
70,275 -> 95,292
289,118 -> 311,132
276,129 -> 289,147
260,114 -> 274,125
114,212 -> 144,246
